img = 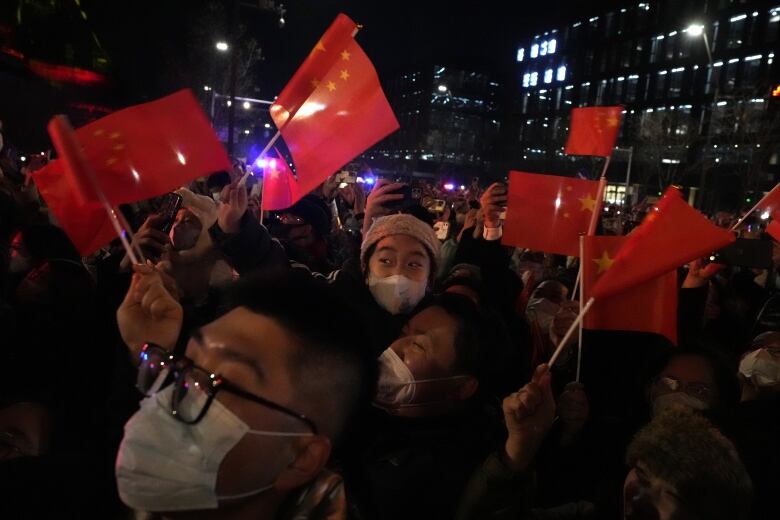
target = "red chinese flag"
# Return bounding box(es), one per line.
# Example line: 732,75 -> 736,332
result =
592,188 -> 735,300
261,150 -> 297,211
755,183 -> 780,217
564,106 -> 623,157
32,161 -> 116,255
583,236 -> 678,344
48,89 -> 230,206
767,220 -> 780,243
502,171 -> 602,256
269,14 -> 399,201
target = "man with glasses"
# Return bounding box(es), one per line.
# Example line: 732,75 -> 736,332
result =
116,265 -> 376,518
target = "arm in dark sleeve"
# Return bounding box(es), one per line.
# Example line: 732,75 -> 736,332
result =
210,210 -> 289,276
456,451 -> 536,520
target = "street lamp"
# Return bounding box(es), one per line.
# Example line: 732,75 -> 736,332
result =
686,24 -> 712,64
437,84 -> 448,93
215,41 -> 229,52
242,101 -> 251,109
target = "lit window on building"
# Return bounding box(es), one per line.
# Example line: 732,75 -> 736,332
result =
723,60 -> 739,92
548,39 -> 557,54
531,44 -> 539,58
523,73 -> 531,87
669,68 -> 684,98
728,14 -> 746,49
626,75 -> 639,102
655,71 -> 667,99
742,55 -> 762,84
544,69 -> 553,84
768,8 -> 780,42
540,41 -> 548,56
517,48 -> 525,62
556,65 -> 567,81
665,33 -> 676,60
530,72 -> 538,86
706,62 -> 722,94
650,36 -> 663,63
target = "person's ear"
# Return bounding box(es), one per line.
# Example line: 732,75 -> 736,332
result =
273,435 -> 331,492
454,376 -> 478,401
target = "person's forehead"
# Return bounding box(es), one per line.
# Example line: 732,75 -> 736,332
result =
376,234 -> 427,255
409,306 -> 457,334
200,308 -> 298,381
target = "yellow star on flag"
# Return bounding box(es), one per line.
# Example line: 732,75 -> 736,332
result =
311,79 -> 320,88
326,81 -> 337,92
340,50 -> 351,61
93,129 -> 104,137
339,69 -> 350,81
593,250 -> 615,274
563,212 -> 571,218
606,115 -> 619,127
579,193 -> 597,212
109,132 -> 121,139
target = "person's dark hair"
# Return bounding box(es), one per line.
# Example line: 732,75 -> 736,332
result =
424,292 -> 509,392
287,194 -> 332,238
225,270 -> 377,441
17,225 -> 80,263
626,407 -> 752,520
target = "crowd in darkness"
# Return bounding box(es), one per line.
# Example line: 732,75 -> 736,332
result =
0,135 -> 779,520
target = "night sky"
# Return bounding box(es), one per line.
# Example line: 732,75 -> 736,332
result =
88,0 -> 619,103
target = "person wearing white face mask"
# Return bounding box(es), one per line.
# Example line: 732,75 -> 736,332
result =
345,293 -> 511,520
723,331 -> 780,520
116,268 -> 377,519
360,213 -> 441,316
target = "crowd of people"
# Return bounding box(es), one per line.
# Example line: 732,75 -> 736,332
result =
1,139 -> 779,520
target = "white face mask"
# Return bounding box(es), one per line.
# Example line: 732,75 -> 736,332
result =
368,273 -> 427,315
739,349 -> 780,387
374,347 -> 472,408
376,348 -> 417,405
652,392 -> 709,417
116,386 -> 311,512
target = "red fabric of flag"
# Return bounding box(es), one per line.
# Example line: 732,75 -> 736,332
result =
269,14 -> 399,202
767,219 -> 780,243
32,161 -> 116,255
564,106 -> 623,157
583,235 -> 678,344
592,188 -> 735,300
261,150 -> 298,211
502,171 -> 601,256
48,89 -> 230,206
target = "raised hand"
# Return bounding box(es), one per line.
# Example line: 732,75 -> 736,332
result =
362,179 -> 405,235
119,213 -> 171,272
218,181 -> 248,234
502,364 -> 556,471
117,262 -> 183,357
480,182 -> 508,229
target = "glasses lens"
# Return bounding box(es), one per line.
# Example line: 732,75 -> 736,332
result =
172,365 -> 214,423
137,346 -> 170,395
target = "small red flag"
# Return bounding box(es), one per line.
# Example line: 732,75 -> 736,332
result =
32,161 -> 116,256
583,235 -> 678,344
48,89 -> 230,206
502,171 -> 602,256
755,183 -> 780,217
564,106 -> 623,157
261,151 -> 297,211
767,220 -> 780,243
269,14 -> 399,205
591,188 -> 735,300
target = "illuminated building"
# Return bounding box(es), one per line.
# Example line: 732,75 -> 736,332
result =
369,64 -> 502,180
513,1 -> 780,209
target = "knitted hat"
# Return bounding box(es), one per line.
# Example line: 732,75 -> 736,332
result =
361,213 -> 441,276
